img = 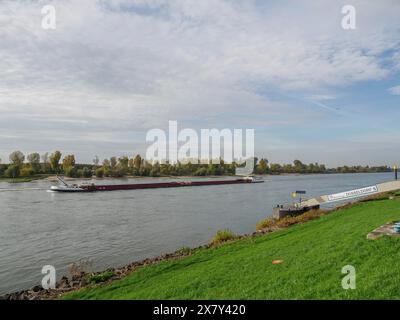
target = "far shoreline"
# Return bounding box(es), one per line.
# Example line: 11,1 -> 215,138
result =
0,170 -> 393,184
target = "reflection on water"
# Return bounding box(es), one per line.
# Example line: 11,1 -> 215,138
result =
0,172 -> 393,294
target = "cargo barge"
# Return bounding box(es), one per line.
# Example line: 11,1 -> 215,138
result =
49,176 -> 264,192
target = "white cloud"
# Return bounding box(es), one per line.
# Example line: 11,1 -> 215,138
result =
307,94 -> 336,101
388,85 -> 400,95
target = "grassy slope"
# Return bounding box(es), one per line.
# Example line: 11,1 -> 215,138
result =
64,199 -> 400,300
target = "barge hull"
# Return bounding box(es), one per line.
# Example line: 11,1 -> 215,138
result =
80,179 -> 263,192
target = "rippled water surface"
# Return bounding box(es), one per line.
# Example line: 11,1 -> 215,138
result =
0,172 -> 394,294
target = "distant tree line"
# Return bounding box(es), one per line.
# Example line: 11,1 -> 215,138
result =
0,151 -> 236,179
254,158 -> 391,174
0,151 -> 392,179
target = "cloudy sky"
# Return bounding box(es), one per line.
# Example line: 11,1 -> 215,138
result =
0,0 -> 399,166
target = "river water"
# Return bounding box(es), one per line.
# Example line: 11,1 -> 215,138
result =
0,172 -> 394,294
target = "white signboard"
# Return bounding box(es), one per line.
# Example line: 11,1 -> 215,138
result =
327,185 -> 378,202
